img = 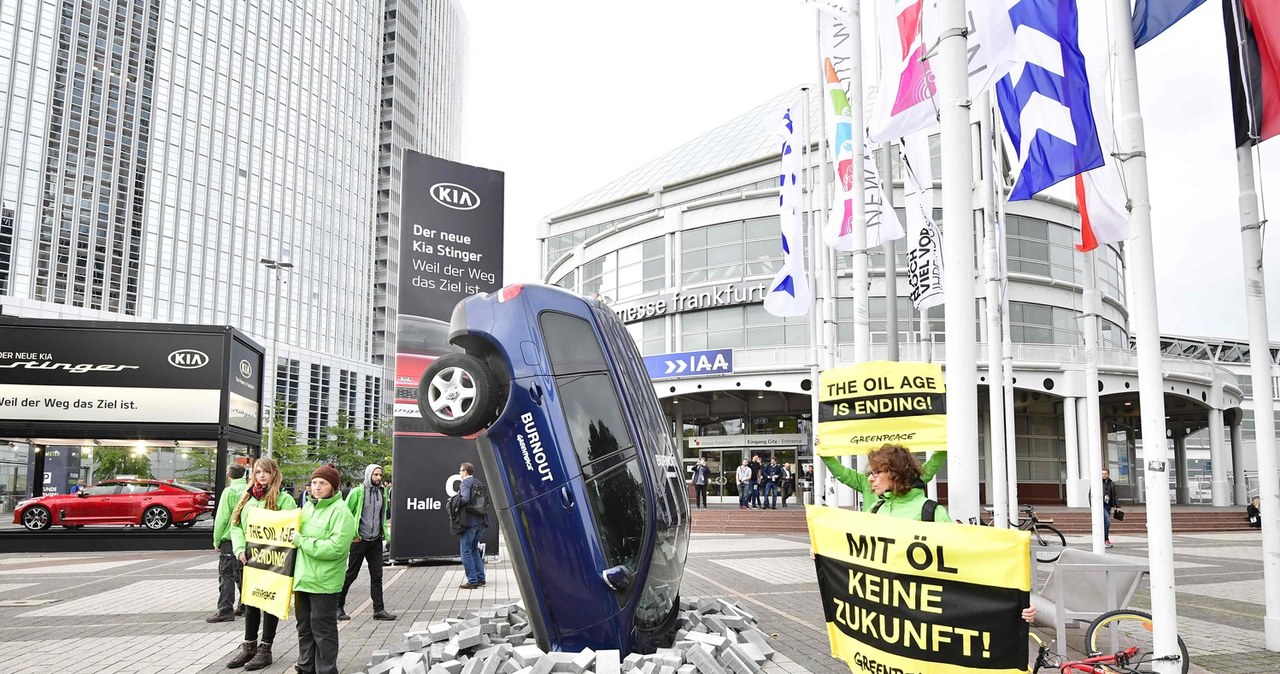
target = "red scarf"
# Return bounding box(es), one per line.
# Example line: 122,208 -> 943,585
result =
250,483 -> 267,501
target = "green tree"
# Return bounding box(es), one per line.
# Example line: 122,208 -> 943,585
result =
262,398 -> 313,488
177,448 -> 217,486
93,447 -> 153,480
313,411 -> 392,488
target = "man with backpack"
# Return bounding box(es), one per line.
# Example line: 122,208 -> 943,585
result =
456,462 -> 489,590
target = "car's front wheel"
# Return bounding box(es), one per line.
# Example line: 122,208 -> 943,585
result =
21,506 -> 52,531
417,353 -> 500,436
142,505 -> 172,530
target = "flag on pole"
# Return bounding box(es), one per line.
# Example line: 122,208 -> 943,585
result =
765,104 -> 813,317
996,0 -> 1104,201
1133,0 -> 1208,47
1225,0 -> 1280,147
1075,11 -> 1129,252
901,133 -> 944,311
868,0 -> 1017,142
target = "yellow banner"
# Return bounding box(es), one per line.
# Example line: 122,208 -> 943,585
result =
818,361 -> 947,456
807,506 -> 1031,674
242,507 -> 302,620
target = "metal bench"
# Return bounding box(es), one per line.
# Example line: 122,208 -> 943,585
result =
1030,547 -> 1148,656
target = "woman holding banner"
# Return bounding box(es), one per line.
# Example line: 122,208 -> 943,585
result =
292,464 -> 357,674
819,442 -> 947,511
227,457 -> 297,670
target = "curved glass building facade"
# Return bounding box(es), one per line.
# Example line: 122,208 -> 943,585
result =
539,87 -> 1255,508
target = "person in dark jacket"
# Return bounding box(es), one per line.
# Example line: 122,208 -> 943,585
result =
457,462 -> 489,589
1249,496 -> 1262,529
337,463 -> 395,621
748,454 -> 763,509
761,458 -> 783,509
208,463 -> 249,623
691,458 -> 711,509
1101,469 -> 1118,548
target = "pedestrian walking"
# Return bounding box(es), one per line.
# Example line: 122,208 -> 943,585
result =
226,458 -> 296,670
780,463 -> 796,508
337,464 -> 396,621
457,462 -> 489,589
292,464 -> 356,674
761,457 -> 782,509
208,463 -> 249,623
691,457 -> 710,509
748,454 -> 763,508
1100,469 -> 1118,548
735,459 -> 752,510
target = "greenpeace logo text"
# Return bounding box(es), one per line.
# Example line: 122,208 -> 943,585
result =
0,361 -> 139,374
168,349 -> 209,369
430,182 -> 480,210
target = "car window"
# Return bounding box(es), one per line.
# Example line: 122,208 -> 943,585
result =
557,373 -> 636,466
584,459 -> 647,575
122,483 -> 157,495
171,483 -> 206,493
540,311 -> 608,375
86,484 -> 122,496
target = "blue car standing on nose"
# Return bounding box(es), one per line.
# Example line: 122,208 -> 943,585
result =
416,284 -> 690,655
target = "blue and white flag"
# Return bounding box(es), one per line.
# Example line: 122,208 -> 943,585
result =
1133,0 -> 1207,47
996,0 -> 1104,201
764,104 -> 812,318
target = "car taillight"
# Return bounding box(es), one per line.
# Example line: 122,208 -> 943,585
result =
497,284 -> 523,303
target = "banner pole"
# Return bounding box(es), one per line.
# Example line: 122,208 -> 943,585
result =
977,92 -> 1007,528
1083,249 -> 1106,553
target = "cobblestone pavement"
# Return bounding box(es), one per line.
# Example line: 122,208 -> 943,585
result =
0,524 -> 1275,673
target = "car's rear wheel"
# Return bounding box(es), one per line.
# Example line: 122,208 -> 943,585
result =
142,505 -> 172,530
417,353 -> 500,436
21,506 -> 51,531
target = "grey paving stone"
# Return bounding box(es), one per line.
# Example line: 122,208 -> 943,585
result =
594,649 -> 622,674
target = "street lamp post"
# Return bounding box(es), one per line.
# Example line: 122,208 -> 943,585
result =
260,257 -> 294,459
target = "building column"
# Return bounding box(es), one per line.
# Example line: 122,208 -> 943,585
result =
1209,409 -> 1231,506
1064,396 -> 1082,507
1231,413 -> 1249,505
1174,433 -> 1190,504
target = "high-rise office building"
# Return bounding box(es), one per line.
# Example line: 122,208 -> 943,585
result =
0,0 -> 466,440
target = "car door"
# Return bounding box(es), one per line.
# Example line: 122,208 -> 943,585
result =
62,483 -> 123,523
120,483 -> 159,523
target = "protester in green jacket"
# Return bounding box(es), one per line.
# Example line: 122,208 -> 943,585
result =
225,458 -> 296,671
821,445 -> 946,510
207,464 -> 249,623
337,463 -> 395,621
292,464 -> 356,674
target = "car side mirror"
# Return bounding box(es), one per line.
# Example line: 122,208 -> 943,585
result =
601,565 -> 631,592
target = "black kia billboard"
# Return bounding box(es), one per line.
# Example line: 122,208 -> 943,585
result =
392,151 -> 503,559
0,317 -> 264,450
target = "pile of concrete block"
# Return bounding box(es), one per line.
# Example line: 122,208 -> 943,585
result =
359,597 -> 776,674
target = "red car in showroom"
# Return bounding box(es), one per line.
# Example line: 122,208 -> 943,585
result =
14,479 -> 212,531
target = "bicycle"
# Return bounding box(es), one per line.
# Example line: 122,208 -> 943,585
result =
977,504 -> 1068,563
1030,608 -> 1189,673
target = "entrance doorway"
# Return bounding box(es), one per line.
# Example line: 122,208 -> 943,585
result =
691,448 -> 800,504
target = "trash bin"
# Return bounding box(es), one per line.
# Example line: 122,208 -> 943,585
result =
804,487 -> 814,505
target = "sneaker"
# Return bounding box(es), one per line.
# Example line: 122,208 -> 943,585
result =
337,610 -> 351,621
372,610 -> 397,621
1104,540 -> 1113,548
739,505 -> 747,510
205,611 -> 235,623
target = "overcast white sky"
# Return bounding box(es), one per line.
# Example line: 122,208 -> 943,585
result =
459,0 -> 1280,341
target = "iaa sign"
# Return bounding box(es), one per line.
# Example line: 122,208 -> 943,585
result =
643,349 -> 733,380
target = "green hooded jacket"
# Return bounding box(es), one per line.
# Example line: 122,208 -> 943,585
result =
212,477 -> 248,547
870,487 -> 951,522
229,490 -> 298,556
345,476 -> 390,541
821,450 -> 947,510
293,491 -> 357,594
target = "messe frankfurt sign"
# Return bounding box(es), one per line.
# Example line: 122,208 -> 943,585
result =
612,282 -> 769,323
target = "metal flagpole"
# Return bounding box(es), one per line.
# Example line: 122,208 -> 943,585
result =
1105,0 -> 1178,667
977,93 -> 1008,528
804,82 -> 827,508
1235,139 -> 1280,648
993,135 -> 1020,525
937,0 -> 980,522
882,141 -> 899,363
1082,250 -> 1106,553
809,12 -> 829,507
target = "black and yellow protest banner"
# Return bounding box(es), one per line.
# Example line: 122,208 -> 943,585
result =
807,505 -> 1031,674
242,507 -> 302,619
818,361 -> 946,456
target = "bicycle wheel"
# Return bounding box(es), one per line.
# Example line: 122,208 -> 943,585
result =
1085,609 -> 1189,674
1031,524 -> 1066,563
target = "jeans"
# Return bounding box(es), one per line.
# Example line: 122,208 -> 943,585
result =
1103,507 -> 1112,541
737,483 -> 749,507
750,481 -> 761,507
460,524 -> 486,584
295,591 -> 340,674
339,537 -> 385,611
216,539 -> 242,614
762,482 -> 778,508
243,605 -> 278,643
694,484 -> 707,509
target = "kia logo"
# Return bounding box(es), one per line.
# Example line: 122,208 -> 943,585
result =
430,182 -> 480,210
168,350 -> 209,369
239,359 -> 252,378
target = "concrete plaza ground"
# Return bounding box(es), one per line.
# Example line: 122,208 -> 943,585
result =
0,523 -> 1274,673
